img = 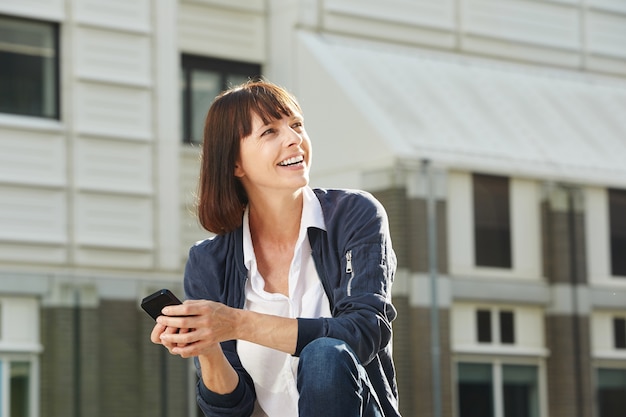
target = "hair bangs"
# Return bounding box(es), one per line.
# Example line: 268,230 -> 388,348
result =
231,82 -> 302,138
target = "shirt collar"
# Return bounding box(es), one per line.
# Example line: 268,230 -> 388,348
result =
243,186 -> 326,268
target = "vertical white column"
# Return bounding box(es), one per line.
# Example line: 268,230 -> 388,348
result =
154,0 -> 181,271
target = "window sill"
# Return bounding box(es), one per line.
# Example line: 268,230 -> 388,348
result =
593,350 -> 626,361
0,113 -> 63,133
453,344 -> 549,358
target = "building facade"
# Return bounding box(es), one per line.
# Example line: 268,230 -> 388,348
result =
1,1 -> 625,416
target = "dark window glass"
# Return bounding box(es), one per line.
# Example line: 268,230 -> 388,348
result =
0,15 -> 59,119
180,55 -> 261,145
10,361 -> 30,417
609,189 -> 626,277
500,311 -> 515,344
597,368 -> 626,417
613,318 -> 626,349
503,365 -> 539,417
477,309 -> 492,343
473,174 -> 512,268
458,363 -> 494,417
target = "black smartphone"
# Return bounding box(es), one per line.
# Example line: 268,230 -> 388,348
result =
141,289 -> 182,320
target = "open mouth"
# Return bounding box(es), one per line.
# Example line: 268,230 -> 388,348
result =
278,156 -> 304,166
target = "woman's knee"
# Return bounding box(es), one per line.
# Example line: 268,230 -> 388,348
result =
298,337 -> 360,389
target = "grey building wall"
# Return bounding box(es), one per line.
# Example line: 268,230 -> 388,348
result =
40,300 -> 190,417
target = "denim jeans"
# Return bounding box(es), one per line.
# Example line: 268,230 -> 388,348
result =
297,337 -> 384,417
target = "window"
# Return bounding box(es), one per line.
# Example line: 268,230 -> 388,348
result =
180,55 -> 261,145
500,311 -> 515,345
597,368 -> 626,417
0,358 -> 34,417
476,308 -> 516,345
614,318 -> 626,349
457,362 -> 539,417
477,310 -> 492,343
0,15 -> 59,119
609,189 -> 626,277
458,363 -> 494,417
473,174 -> 512,268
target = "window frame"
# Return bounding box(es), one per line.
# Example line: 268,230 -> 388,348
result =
475,307 -> 516,346
454,356 -> 547,417
447,172 -> 542,281
180,54 -> 261,145
473,173 -> 512,269
613,317 -> 626,350
0,354 -> 39,417
608,188 -> 626,278
596,366 -> 626,417
0,14 -> 60,120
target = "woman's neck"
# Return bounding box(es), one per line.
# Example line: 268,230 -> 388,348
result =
247,189 -> 303,245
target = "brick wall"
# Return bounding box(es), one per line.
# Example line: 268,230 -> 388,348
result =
40,300 -> 189,417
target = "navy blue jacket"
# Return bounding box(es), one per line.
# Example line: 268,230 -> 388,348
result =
184,188 -> 400,417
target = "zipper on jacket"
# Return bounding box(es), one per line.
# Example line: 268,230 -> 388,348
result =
346,250 -> 354,296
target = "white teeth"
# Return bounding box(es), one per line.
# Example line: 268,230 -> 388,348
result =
278,156 -> 303,166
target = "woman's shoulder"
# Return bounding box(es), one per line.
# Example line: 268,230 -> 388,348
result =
312,187 -> 384,213
188,231 -> 236,260
311,187 -> 389,233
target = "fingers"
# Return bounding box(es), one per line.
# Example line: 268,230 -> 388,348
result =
150,322 -> 167,344
153,300 -> 234,358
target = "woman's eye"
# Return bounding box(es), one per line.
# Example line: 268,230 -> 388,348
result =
261,128 -> 274,136
292,122 -> 303,129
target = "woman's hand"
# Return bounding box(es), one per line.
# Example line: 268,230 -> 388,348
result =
152,299 -> 239,358
152,298 -> 298,357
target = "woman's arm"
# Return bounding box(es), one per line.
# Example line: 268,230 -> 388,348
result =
156,300 -> 298,356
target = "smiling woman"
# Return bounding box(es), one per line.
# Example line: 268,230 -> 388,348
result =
150,80 -> 401,417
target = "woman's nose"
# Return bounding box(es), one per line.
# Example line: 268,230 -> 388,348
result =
284,126 -> 302,146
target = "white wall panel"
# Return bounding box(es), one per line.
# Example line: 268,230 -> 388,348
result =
589,0 -> 626,14
326,0 -> 456,30
462,34 -> 582,67
592,310 -> 626,359
324,13 -> 457,50
178,3 -> 265,62
179,149 -> 207,261
182,0 -> 264,11
510,179 -> 542,279
587,11 -> 626,59
74,193 -> 153,250
452,303 -> 546,352
75,27 -> 152,86
74,0 -> 151,33
74,82 -> 152,140
74,247 -> 154,269
464,0 -> 580,50
75,137 -> 152,194
447,172 -> 474,276
0,186 -> 67,244
0,297 -> 40,351
0,0 -> 64,21
0,128 -> 65,187
585,187 -> 612,284
0,242 -> 67,264
323,0 -> 457,49
587,54 -> 626,76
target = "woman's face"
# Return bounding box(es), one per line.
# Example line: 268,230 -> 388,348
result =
234,109 -> 312,197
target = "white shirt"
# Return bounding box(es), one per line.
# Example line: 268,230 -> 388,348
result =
237,187 -> 332,417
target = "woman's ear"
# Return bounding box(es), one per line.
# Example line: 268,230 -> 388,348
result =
234,162 -> 244,178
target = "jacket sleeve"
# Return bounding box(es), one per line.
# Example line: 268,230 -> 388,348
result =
295,190 -> 398,366
185,241 -> 257,417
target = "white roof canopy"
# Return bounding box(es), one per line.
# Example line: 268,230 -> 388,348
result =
297,32 -> 626,188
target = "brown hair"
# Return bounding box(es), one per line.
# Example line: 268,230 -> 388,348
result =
197,80 -> 303,234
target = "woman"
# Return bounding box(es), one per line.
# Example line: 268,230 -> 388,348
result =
151,80 -> 400,417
